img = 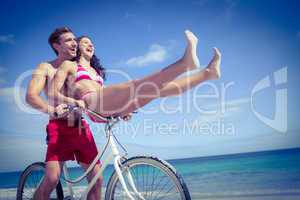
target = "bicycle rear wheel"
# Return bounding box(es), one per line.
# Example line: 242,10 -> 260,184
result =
16,162 -> 64,200
105,156 -> 190,200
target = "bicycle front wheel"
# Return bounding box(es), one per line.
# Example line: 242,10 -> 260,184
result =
105,156 -> 190,200
16,162 -> 64,200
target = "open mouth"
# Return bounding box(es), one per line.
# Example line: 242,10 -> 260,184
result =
70,48 -> 76,53
86,47 -> 93,53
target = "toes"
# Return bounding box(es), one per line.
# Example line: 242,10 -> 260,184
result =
213,47 -> 221,57
184,30 -> 190,37
185,30 -> 192,39
185,30 -> 196,38
185,30 -> 191,35
185,30 -> 198,45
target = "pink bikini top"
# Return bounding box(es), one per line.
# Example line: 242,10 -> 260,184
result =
74,65 -> 104,86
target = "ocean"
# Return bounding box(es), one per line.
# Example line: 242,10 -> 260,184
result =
0,148 -> 299,199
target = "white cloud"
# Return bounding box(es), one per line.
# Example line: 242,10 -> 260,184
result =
0,87 -> 30,113
126,44 -> 167,67
0,86 -> 49,137
0,87 -> 15,98
0,34 -> 15,44
225,97 -> 250,107
195,97 -> 250,123
0,86 -> 27,101
203,97 -> 250,110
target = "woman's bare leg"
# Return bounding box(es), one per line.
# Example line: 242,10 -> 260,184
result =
85,30 -> 200,116
116,47 -> 221,116
160,47 -> 221,97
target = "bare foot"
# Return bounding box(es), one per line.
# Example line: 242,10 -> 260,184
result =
205,47 -> 221,80
181,30 -> 200,70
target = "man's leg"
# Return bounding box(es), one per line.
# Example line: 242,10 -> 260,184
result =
76,120 -> 103,200
80,162 -> 103,200
33,161 -> 64,200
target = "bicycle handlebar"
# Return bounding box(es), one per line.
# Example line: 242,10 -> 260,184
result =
65,105 -> 137,122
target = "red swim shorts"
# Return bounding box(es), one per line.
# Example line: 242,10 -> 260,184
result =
45,119 -> 100,164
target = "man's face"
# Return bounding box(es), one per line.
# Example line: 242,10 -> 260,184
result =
55,32 -> 77,58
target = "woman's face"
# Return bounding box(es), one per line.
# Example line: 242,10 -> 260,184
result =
79,37 -> 94,59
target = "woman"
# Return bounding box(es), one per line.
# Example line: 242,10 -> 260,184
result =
49,30 -> 221,118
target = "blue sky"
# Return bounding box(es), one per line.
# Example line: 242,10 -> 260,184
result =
0,0 -> 300,172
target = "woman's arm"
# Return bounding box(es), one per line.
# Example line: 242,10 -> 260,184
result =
48,61 -> 79,106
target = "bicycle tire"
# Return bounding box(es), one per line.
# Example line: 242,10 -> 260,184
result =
16,162 -> 64,200
105,156 -> 191,200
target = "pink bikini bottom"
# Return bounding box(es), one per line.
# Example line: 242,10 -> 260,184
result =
80,91 -> 108,123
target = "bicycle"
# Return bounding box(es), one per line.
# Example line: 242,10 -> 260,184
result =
17,106 -> 191,200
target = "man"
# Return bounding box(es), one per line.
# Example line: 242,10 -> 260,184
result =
26,27 -> 102,200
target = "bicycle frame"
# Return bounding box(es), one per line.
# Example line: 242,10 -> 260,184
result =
61,108 -> 144,200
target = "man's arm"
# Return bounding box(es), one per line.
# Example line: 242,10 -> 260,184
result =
48,61 -> 81,106
26,63 -> 55,114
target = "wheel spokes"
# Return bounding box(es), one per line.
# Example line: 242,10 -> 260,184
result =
112,163 -> 182,200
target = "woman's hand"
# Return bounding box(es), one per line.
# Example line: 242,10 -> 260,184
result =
75,100 -> 86,109
122,113 -> 133,121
